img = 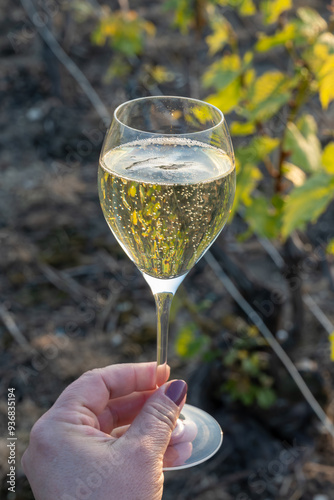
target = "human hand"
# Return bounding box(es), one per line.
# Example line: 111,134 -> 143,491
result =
22,362 -> 196,500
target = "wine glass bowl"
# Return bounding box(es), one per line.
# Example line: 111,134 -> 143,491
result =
98,96 -> 235,469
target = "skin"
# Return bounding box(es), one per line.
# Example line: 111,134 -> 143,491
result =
22,362 -> 197,500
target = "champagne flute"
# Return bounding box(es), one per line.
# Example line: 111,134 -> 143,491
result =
98,96 -> 236,469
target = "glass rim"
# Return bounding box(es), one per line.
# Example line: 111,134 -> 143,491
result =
113,95 -> 225,136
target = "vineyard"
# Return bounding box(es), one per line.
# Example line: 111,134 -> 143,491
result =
1,0 -> 334,498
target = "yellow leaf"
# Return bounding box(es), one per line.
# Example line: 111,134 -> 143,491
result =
244,70 -> 293,122
256,23 -> 296,52
143,20 -> 156,36
230,121 -> 256,135
203,53 -> 241,89
206,18 -> 231,56
261,0 -> 292,25
330,332 -> 334,361
318,55 -> 334,109
321,143 -> 334,174
244,68 -> 256,88
149,65 -> 174,83
206,79 -> 242,113
327,239 -> 334,255
282,162 -> 307,186
251,71 -> 286,104
239,0 -> 256,16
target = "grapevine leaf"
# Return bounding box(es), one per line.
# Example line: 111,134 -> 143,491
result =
327,239 -> 334,256
203,52 -> 252,91
175,323 -> 208,358
304,42 -> 334,109
260,0 -> 292,25
215,0 -> 256,16
316,33 -> 334,53
318,54 -> 334,110
232,162 -> 262,214
282,162 -> 307,187
206,79 -> 242,113
242,71 -> 294,122
164,0 -> 193,34
244,196 -> 282,239
256,387 -> 277,408
297,7 -> 327,38
206,17 -> 232,56
203,54 -> 241,90
92,11 -> 155,57
236,135 -> 280,166
256,23 -> 298,52
322,143 -> 334,174
230,121 -> 256,136
239,0 -> 256,16
282,172 -> 334,238
283,115 -> 321,173
330,332 -> 334,362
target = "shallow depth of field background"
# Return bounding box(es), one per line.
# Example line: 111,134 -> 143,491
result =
1,0 -> 334,499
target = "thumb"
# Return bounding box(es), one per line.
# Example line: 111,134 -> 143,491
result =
125,380 -> 187,458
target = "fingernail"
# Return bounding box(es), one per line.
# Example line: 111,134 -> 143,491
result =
165,380 -> 187,406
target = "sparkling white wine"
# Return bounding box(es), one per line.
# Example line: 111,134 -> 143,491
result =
98,138 -> 235,279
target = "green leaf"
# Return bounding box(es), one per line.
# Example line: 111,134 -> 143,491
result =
282,172 -> 334,238
242,71 -> 294,122
318,54 -> 334,110
175,322 -> 208,358
206,78 -> 242,113
322,143 -> 334,174
304,41 -> 334,110
256,23 -> 297,52
164,0 -> 193,34
327,239 -> 334,256
236,135 -> 280,166
282,162 -> 307,186
215,0 -> 256,16
241,355 -> 261,377
244,196 -> 282,239
297,7 -> 327,38
317,33 -> 334,53
203,53 -> 242,90
224,349 -> 239,366
256,387 -> 277,408
230,121 -> 256,136
206,17 -> 232,56
233,162 -> 262,213
203,52 -> 252,91
239,0 -> 256,16
260,0 -> 292,25
283,115 -> 322,173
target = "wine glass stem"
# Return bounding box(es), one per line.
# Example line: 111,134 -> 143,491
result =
154,292 -> 173,383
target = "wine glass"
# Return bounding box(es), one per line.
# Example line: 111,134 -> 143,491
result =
98,96 -> 236,469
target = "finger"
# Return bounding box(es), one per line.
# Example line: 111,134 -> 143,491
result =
123,380 -> 187,459
54,362 -> 170,416
163,442 -> 193,468
97,390 -> 155,434
169,419 -> 198,445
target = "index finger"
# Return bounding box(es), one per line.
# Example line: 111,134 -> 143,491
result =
54,362 -> 170,416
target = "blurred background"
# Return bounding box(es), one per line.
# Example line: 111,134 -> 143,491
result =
1,0 -> 334,498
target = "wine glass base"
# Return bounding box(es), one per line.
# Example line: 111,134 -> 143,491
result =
163,404 -> 223,471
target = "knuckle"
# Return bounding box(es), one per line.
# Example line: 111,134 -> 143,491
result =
28,416 -> 54,455
144,400 -> 177,431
